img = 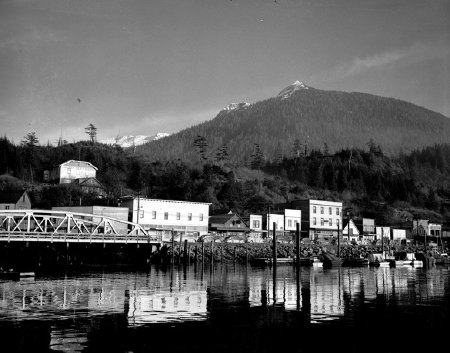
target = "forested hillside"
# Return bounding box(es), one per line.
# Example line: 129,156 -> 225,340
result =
136,86 -> 450,165
1,136 -> 450,224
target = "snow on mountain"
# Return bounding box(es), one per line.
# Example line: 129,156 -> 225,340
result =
221,102 -> 250,112
277,81 -> 309,99
101,133 -> 169,148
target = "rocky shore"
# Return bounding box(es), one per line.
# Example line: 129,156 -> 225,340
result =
150,242 -> 448,264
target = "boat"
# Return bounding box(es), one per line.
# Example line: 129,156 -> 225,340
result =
342,257 -> 369,267
403,253 -> 424,267
0,271 -> 35,280
252,257 -> 295,266
321,253 -> 343,268
434,253 -> 450,266
312,257 -> 323,268
368,253 -> 390,267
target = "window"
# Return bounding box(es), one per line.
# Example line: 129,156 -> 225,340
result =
188,213 -> 192,221
329,218 -> 332,226
152,211 -> 156,219
176,212 -> 180,220
336,208 -> 340,216
313,206 -> 316,213
5,206 -> 10,210
288,219 -> 292,227
164,212 -> 168,220
313,217 -> 316,225
200,213 -> 203,221
320,218 -> 324,226
320,207 -> 324,214
253,220 -> 260,228
329,207 -> 332,215
67,168 -> 71,175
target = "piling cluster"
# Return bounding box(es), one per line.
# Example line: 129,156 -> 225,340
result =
151,241 -> 449,264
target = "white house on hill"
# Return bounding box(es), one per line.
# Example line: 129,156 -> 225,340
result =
50,160 -> 97,184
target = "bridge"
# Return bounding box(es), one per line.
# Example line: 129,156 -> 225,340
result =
0,209 -> 162,245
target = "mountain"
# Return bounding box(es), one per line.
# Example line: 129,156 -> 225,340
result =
135,82 -> 450,165
101,133 -> 169,148
277,80 -> 309,99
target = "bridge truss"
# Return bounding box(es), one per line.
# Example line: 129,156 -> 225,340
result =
0,209 -> 161,244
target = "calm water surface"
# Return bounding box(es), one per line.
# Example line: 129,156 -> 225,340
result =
0,264 -> 449,352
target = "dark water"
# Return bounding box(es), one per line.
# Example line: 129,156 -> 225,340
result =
0,264 -> 449,353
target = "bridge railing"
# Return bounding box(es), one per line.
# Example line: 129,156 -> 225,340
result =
0,209 -> 161,243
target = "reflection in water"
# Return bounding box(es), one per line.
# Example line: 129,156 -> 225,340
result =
0,265 -> 448,352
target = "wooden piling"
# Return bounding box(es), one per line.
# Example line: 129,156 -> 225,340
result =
272,222 -> 277,266
296,223 -> 300,266
184,239 -> 188,263
272,222 -> 277,303
201,241 -> 205,263
171,229 -> 175,265
211,240 -> 214,262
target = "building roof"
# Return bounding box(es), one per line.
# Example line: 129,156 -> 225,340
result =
60,160 -> 98,170
119,196 -> 211,206
76,177 -> 104,187
209,212 -> 249,227
0,190 -> 27,204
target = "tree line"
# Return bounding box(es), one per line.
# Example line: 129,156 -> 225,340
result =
1,134 -> 450,224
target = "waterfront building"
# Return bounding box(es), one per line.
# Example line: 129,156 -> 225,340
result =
246,214 -> 264,243
119,197 -> 210,240
391,228 -> 406,240
208,211 -> 249,241
284,209 -> 301,232
342,219 -> 360,242
355,218 -> 376,243
52,206 -> 129,233
375,226 -> 390,241
289,199 -> 343,240
0,190 -> 32,210
265,213 -> 285,237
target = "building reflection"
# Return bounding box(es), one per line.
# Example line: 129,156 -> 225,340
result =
0,265 -> 449,352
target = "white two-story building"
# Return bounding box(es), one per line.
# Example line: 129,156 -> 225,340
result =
119,197 -> 211,241
293,199 -> 343,240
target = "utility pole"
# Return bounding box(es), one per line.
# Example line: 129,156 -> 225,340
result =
136,191 -> 141,225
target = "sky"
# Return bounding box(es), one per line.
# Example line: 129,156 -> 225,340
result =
1,0 -> 449,144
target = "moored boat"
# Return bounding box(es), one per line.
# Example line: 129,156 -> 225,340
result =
312,257 -> 323,268
368,253 -> 390,267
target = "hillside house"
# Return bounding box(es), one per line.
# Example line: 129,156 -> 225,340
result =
48,160 -> 106,198
0,190 -> 32,210
49,160 -> 97,184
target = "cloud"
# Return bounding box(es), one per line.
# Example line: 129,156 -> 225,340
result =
0,30 -> 64,52
312,40 -> 450,83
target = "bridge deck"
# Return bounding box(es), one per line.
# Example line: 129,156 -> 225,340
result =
0,232 -> 160,244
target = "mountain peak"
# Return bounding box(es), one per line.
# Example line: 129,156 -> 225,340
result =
222,102 -> 250,112
278,81 -> 309,99
101,133 -> 169,148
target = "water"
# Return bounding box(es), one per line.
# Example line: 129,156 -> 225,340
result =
0,264 -> 449,352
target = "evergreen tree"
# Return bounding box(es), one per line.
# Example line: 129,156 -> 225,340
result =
85,124 -> 97,143
21,132 -> 39,147
193,135 -> 208,163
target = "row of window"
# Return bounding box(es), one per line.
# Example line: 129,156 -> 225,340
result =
147,211 -> 204,222
252,220 -> 300,228
312,206 -> 340,216
312,218 -> 340,227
